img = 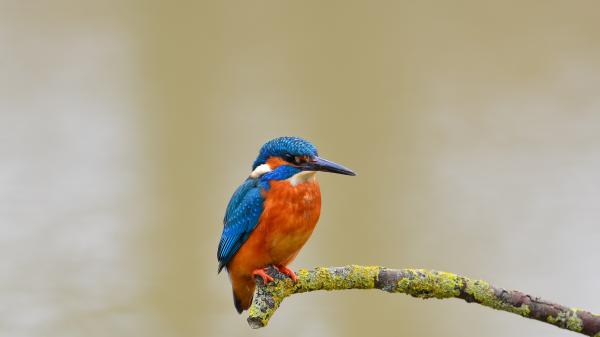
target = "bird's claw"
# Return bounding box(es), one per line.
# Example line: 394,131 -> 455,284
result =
252,268 -> 275,284
275,265 -> 298,282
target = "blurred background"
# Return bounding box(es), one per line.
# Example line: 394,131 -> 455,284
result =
1,1 -> 599,337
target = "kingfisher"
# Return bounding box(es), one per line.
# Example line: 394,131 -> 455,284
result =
217,136 -> 355,313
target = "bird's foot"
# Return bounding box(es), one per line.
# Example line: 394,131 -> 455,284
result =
252,268 -> 275,285
275,265 -> 298,282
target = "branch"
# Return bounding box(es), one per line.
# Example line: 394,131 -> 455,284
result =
247,265 -> 600,336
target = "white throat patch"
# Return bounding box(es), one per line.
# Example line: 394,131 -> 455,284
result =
287,171 -> 317,186
249,163 -> 272,178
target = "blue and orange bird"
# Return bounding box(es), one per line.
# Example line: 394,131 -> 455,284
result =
217,136 -> 355,313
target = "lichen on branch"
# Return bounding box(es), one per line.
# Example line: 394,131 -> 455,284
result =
246,265 -> 600,336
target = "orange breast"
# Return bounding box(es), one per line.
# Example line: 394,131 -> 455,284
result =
227,176 -> 322,276
261,178 -> 321,265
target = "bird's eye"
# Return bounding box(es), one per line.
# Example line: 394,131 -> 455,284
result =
282,154 -> 307,165
283,154 -> 295,163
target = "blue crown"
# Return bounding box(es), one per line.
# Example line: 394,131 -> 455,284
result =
252,136 -> 318,169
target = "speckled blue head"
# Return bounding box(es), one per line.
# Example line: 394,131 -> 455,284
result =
252,136 -> 318,169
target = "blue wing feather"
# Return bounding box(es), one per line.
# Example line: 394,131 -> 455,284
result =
217,178 -> 264,272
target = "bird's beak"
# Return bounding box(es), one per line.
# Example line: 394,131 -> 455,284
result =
302,156 -> 356,176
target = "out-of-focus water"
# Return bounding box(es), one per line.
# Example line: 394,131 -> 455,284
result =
1,2 -> 599,337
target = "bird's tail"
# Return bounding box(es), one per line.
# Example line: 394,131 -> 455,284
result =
230,273 -> 255,313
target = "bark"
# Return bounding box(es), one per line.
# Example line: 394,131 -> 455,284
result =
247,265 -> 600,336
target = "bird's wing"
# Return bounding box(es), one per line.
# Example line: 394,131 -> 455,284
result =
217,178 -> 264,273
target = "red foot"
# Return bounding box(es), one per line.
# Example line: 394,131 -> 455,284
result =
252,268 -> 275,284
275,265 -> 298,282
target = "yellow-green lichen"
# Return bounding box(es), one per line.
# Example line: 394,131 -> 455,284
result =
248,273 -> 298,328
396,269 -> 463,299
300,265 -> 380,292
546,309 -> 583,332
297,268 -> 311,280
463,278 -> 530,317
247,305 -> 268,328
344,265 -> 380,289
248,265 -> 381,328
247,266 -> 599,333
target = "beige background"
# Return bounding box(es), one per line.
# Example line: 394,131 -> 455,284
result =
1,1 -> 599,337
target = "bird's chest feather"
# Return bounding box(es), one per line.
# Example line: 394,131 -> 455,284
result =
258,175 -> 321,260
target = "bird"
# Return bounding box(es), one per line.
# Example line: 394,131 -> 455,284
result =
217,136 -> 355,313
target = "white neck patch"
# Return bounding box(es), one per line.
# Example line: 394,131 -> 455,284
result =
249,163 -> 272,178
287,171 -> 317,186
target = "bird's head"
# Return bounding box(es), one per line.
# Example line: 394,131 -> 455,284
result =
250,136 -> 355,181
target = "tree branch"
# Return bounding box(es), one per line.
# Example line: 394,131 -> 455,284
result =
247,265 -> 600,336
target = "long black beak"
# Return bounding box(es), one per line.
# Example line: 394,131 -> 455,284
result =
302,156 -> 356,176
